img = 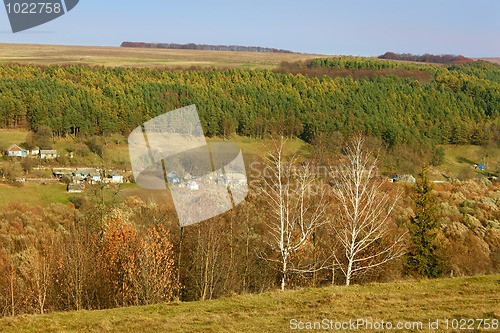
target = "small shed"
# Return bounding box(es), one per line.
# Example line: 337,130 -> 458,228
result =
392,174 -> 416,183
89,171 -> 102,184
67,183 -> 85,193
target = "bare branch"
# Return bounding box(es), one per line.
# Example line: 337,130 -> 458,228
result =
260,137 -> 328,290
329,136 -> 406,286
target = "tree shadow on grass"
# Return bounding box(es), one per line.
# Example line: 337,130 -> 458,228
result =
456,156 -> 476,165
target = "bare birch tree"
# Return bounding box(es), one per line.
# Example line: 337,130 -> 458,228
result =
262,138 -> 328,291
18,239 -> 54,315
330,137 -> 406,286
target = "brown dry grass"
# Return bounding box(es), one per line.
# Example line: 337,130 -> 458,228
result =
0,43 -> 329,69
0,275 -> 499,333
476,58 -> 500,65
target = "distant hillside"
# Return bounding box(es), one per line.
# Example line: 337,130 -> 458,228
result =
379,52 -> 473,64
479,58 -> 500,65
121,42 -> 295,53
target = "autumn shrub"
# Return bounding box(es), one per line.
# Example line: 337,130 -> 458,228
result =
443,230 -> 492,276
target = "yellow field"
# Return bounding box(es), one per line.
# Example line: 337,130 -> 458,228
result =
474,58 -> 500,65
0,43 -> 329,69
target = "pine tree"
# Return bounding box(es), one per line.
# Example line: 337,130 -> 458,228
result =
404,167 -> 444,278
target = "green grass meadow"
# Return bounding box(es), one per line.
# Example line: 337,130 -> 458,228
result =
0,183 -> 70,207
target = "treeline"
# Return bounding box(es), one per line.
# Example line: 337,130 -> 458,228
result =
0,59 -> 499,148
120,42 -> 294,53
379,52 -> 473,64
309,57 -> 404,70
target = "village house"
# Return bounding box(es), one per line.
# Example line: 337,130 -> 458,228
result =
6,144 -> 27,157
106,171 -> 124,184
29,146 -> 40,156
39,149 -> 58,159
73,168 -> 93,179
53,168 -> 73,179
72,168 -> 102,183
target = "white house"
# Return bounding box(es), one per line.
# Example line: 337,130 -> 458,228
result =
39,150 -> 58,159
107,172 -> 124,184
6,144 -> 27,157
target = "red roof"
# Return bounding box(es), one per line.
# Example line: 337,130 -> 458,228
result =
7,144 -> 23,152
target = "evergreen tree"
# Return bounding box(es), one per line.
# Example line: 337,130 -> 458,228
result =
404,167 -> 444,278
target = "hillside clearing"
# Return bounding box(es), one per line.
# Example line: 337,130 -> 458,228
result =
0,182 -> 70,207
432,144 -> 500,180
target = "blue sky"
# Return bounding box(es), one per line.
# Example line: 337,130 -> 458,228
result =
0,0 -> 499,57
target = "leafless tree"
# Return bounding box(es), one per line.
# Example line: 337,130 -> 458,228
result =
62,215 -> 93,311
262,138 -> 328,291
330,137 -> 406,286
192,222 -> 224,301
18,235 -> 56,315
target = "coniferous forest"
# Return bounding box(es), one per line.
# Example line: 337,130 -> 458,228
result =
0,58 -> 498,147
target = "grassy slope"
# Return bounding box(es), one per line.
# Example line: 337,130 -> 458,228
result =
0,130 -> 306,164
0,129 -> 29,150
0,183 -> 70,207
0,275 -> 499,333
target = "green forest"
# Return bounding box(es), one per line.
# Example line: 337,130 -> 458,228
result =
0,57 -> 499,148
